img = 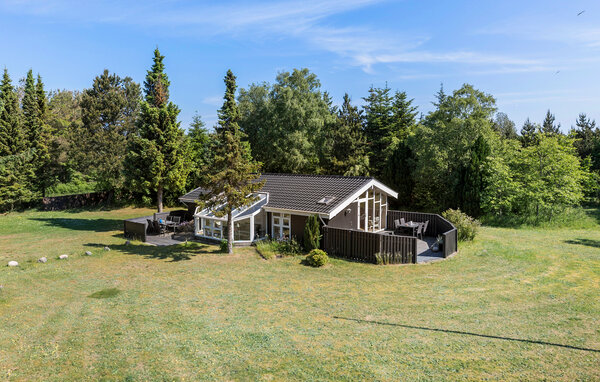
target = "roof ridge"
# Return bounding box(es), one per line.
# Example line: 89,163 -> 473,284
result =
260,172 -> 373,180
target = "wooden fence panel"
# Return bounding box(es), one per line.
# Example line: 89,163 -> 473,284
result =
387,210 -> 458,258
323,226 -> 416,264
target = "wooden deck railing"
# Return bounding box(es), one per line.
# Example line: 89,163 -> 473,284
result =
323,226 -> 417,264
386,210 -> 458,257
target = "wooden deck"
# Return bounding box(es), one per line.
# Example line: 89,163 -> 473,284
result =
144,232 -> 196,246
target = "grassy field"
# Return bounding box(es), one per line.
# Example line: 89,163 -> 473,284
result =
1,207 -> 599,381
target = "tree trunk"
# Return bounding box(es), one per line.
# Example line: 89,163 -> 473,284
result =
227,210 -> 234,254
157,184 -> 163,212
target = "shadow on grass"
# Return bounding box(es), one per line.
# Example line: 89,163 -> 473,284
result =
564,238 -> 600,249
334,316 -> 600,353
85,241 -> 222,262
30,217 -> 123,232
88,288 -> 121,299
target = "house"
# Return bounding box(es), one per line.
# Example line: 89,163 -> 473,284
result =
179,173 -> 399,245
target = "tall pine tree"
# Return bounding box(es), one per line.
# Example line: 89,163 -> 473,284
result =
200,70 -> 264,254
323,93 -> 369,175
542,109 -> 561,135
124,49 -> 189,211
520,118 -> 539,147
0,69 -> 25,156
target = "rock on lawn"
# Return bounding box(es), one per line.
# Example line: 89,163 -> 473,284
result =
7,261 -> 18,267
85,251 -> 92,256
38,257 -> 47,263
59,254 -> 68,260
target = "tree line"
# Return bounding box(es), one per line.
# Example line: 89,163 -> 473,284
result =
1,49 -> 598,221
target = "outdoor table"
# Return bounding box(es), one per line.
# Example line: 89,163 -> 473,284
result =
399,222 -> 420,237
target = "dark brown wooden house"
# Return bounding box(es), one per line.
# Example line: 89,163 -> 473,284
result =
179,173 -> 398,245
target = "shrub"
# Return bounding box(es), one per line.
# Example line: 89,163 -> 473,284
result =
303,214 -> 321,251
255,240 -> 275,259
255,238 -> 301,259
442,208 -> 480,241
375,252 -> 404,265
275,237 -> 301,256
219,239 -> 229,253
306,249 -> 329,267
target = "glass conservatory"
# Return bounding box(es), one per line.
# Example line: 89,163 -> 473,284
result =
193,193 -> 268,244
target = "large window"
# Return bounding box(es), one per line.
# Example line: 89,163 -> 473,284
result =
203,218 -> 225,239
272,212 -> 291,239
355,187 -> 388,232
234,218 -> 251,241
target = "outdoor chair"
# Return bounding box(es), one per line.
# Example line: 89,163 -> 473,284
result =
416,224 -> 423,240
146,219 -> 156,235
170,216 -> 181,232
421,220 -> 429,239
400,217 -> 406,225
153,220 -> 166,237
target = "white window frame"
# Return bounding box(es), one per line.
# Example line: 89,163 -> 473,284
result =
271,212 -> 291,239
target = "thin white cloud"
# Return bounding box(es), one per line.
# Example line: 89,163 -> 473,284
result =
0,0 -> 546,73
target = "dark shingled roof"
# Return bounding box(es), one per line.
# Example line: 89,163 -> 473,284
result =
257,173 -> 372,214
179,173 -> 392,216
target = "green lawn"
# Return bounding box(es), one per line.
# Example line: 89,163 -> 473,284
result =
1,207 -> 599,381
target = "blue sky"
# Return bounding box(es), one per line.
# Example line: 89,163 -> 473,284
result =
1,0 -> 599,132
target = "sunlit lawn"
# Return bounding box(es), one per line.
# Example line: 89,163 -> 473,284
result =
1,207 -> 599,380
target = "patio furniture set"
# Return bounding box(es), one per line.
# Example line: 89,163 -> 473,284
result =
146,216 -> 181,237
393,218 -> 428,240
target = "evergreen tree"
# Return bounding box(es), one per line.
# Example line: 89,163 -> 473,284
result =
78,69 -> 141,194
456,135 -> 491,216
124,49 -> 190,211
542,109 -> 561,135
303,214 -> 321,251
323,93 -> 369,175
0,69 -> 25,156
520,118 -> 539,147
33,75 -> 53,195
571,113 -> 599,161
0,151 -> 36,211
362,85 -> 393,177
22,70 -> 39,146
492,112 -> 518,140
187,114 -> 216,190
200,70 -> 264,254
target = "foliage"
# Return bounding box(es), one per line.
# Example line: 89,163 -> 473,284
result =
255,238 -> 301,259
186,114 -> 216,191
541,109 -> 561,135
76,70 -> 141,193
413,84 -> 497,213
124,49 -> 190,212
442,208 -> 480,241
46,172 -> 98,197
520,118 -> 539,147
306,249 -> 329,267
0,150 -> 36,210
492,112 -> 518,140
374,252 -> 406,265
238,68 -> 335,173
0,69 -> 25,156
219,239 -> 228,253
321,93 -> 369,175
303,214 -> 321,251
199,70 -> 264,254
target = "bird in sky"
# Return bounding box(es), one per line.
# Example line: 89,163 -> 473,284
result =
577,10 -> 585,16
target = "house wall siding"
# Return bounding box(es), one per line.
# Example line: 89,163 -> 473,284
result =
328,201 -> 358,230
291,214 -> 307,243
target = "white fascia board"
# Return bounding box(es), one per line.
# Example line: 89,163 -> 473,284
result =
327,180 -> 398,219
263,207 -> 328,218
